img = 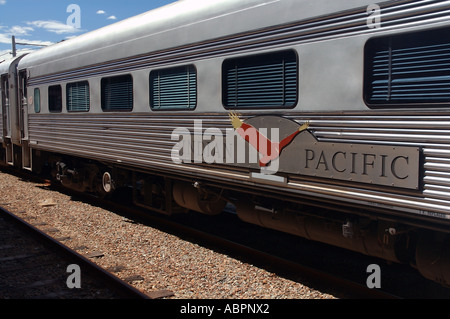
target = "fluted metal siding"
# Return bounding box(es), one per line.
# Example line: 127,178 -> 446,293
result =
28,112 -> 450,219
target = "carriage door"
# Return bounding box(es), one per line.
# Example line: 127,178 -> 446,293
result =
1,74 -> 13,165
18,70 -> 31,170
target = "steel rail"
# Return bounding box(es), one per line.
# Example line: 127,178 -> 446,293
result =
0,205 -> 150,299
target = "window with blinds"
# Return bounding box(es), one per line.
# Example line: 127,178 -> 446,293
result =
223,50 -> 298,109
101,74 -> 133,111
49,85 -> 62,113
365,27 -> 450,107
67,81 -> 90,112
150,65 -> 197,110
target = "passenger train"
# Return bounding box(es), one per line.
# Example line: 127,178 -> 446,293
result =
1,0 -> 450,286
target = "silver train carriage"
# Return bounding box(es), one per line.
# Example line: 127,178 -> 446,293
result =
0,55 -> 27,168
2,0 -> 450,286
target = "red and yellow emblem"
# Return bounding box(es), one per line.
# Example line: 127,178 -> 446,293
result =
229,112 -> 309,167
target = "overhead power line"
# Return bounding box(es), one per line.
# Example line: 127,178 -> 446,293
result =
12,36 -> 49,57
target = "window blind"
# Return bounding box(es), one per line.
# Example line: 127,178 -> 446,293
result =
67,81 -> 90,112
223,50 -> 297,109
101,75 -> 133,111
366,28 -> 450,106
150,65 -> 197,110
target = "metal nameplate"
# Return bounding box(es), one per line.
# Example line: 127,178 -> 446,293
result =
228,115 -> 421,190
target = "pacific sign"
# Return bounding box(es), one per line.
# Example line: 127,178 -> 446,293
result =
171,115 -> 421,190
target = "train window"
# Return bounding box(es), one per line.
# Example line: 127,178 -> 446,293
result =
222,50 -> 298,109
34,88 -> 40,113
48,85 -> 62,113
150,65 -> 197,110
101,74 -> 133,112
365,27 -> 450,107
67,81 -> 90,112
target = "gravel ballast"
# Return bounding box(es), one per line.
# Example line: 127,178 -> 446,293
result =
0,169 -> 337,299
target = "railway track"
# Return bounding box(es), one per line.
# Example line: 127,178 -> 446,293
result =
0,205 -> 149,299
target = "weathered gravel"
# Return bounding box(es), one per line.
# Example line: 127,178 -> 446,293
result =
0,169 -> 337,299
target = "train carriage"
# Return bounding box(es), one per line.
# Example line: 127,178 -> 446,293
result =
7,0 -> 450,286
0,55 -> 27,167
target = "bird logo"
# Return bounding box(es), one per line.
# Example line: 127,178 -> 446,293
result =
229,112 -> 309,167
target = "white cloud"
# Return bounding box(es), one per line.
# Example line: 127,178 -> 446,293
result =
0,49 -> 12,60
0,33 -> 10,44
9,26 -> 34,36
0,47 -> 41,62
0,21 -> 54,61
0,1 -> 6,5
97,10 -> 117,21
0,29 -> 53,49
27,20 -> 81,35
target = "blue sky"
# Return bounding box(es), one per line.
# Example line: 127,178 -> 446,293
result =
0,0 -> 177,61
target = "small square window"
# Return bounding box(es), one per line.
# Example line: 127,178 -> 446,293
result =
101,75 -> 133,112
49,85 -> 62,113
